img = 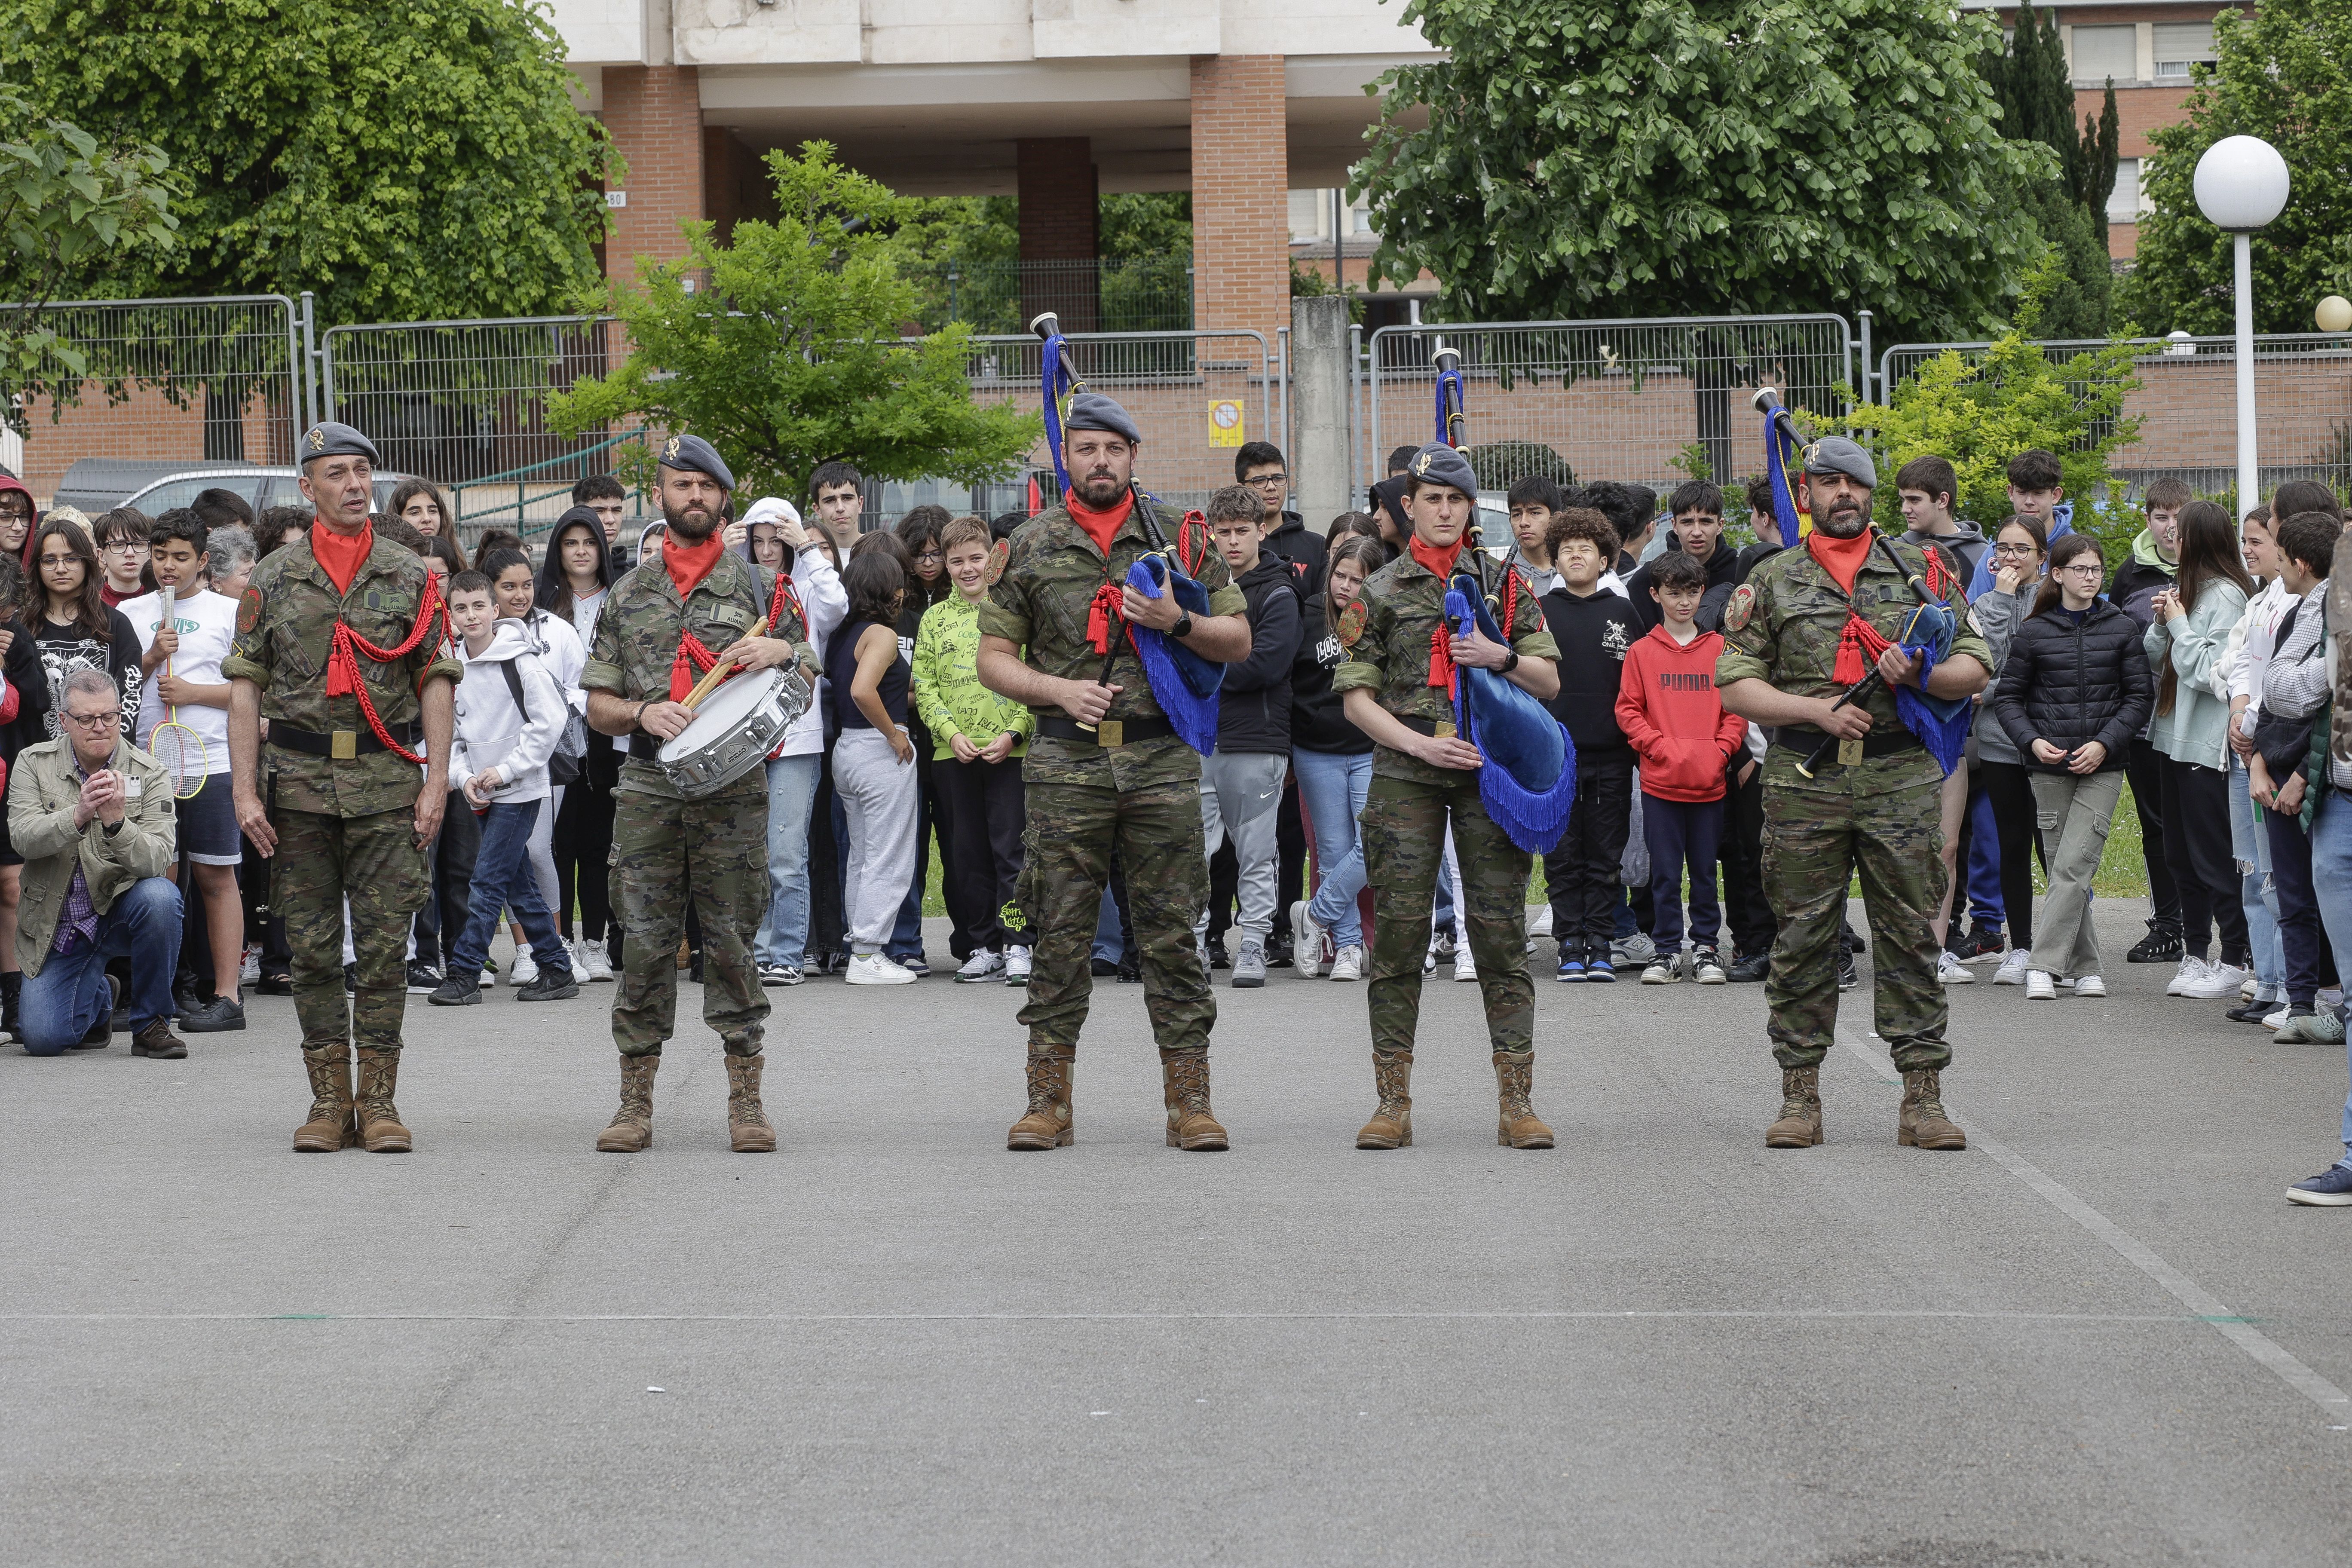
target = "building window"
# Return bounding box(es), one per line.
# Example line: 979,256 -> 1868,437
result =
2070,24 -> 2136,85
2108,158 -> 2143,225
2153,22 -> 2215,79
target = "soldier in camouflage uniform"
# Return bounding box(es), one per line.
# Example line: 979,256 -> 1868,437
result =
581,435 -> 814,1155
1331,442 -> 1563,1150
1715,436 -> 1991,1151
227,422 -> 460,1154
975,393 -> 1253,1152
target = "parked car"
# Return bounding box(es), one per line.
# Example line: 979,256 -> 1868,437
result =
49,459 -> 410,518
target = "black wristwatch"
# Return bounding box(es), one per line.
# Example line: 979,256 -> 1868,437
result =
1172,611 -> 1194,639
1500,650 -> 1520,675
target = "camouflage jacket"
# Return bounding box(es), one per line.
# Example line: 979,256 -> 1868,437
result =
978,493 -> 1246,790
581,547 -> 812,802
1714,532 -> 1993,746
1330,548 -> 1560,786
223,531 -> 462,818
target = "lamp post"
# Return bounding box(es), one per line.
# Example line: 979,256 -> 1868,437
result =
2193,135 -> 2291,512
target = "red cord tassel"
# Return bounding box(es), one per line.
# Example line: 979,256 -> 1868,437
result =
1085,583 -> 1124,654
1427,622 -> 1456,694
1831,611 -> 1894,685
668,632 -> 719,703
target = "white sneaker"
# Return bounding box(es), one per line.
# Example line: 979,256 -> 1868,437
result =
2166,956 -> 2206,996
2072,974 -> 2106,998
845,952 -> 919,986
1328,944 -> 1363,982
1003,946 -> 1032,985
1641,956 -> 1677,985
240,946 -> 261,984
1992,950 -> 2029,986
577,937 -> 615,983
1937,950 -> 1974,986
506,951 -> 539,987
2025,969 -> 2057,1000
2182,960 -> 2249,1000
955,949 -> 1005,983
1454,947 -> 1477,982
1289,900 -> 1327,978
1526,903 -> 1553,951
2263,1004 -> 2290,1029
2241,972 -> 2260,1002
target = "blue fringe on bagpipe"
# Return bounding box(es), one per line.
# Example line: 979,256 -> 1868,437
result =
1126,554 -> 1222,756
1898,643 -> 1975,778
1445,579 -> 1577,854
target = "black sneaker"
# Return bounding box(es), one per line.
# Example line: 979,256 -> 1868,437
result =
1117,953 -> 1142,984
1207,938 -> 1230,971
1726,952 -> 1771,983
179,994 -> 246,1033
406,960 -> 444,995
2128,924 -> 2184,964
1091,957 -> 1120,977
1265,933 -> 1294,969
1950,924 -> 2006,963
428,974 -> 483,1007
1842,924 -> 1866,954
257,971 -> 293,996
1838,951 -> 1859,992
516,966 -> 579,1002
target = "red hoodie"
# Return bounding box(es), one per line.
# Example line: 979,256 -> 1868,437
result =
1614,623 -> 1746,802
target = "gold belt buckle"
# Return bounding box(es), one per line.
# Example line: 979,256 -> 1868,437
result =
1097,720 -> 1124,748
330,729 -> 358,761
1433,721 -> 1456,739
1837,736 -> 1863,767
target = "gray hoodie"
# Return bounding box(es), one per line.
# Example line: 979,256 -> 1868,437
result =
1902,520 -> 1991,586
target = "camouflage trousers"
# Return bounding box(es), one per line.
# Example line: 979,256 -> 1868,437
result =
1017,777 -> 1213,1052
611,784 -> 769,1058
1760,747 -> 1949,1071
1361,774 -> 1535,1055
274,805 -> 430,1055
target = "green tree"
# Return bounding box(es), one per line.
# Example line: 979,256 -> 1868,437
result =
552,143 -> 1040,505
1817,255 -> 2144,541
0,88 -> 179,437
1349,0 -> 2051,341
2120,0 -> 2352,335
1,0 -> 614,326
1981,0 -> 2114,337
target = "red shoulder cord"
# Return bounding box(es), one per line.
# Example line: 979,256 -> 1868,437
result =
323,576 -> 447,765
768,571 -> 802,636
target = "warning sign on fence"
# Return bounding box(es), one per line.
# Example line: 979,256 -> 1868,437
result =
1208,400 -> 1245,449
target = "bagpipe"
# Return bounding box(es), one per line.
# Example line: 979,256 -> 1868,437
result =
1032,312 -> 1222,754
1753,386 -> 1971,778
1430,340 -> 1577,854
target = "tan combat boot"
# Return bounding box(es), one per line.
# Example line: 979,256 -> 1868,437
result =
1899,1069 -> 1966,1151
294,1045 -> 356,1153
726,1053 -> 778,1153
1493,1051 -> 1554,1148
1007,1050 -> 1074,1150
353,1047 -> 412,1154
1765,1066 -> 1823,1148
596,1054 -> 659,1152
1355,1050 -> 1414,1149
1162,1047 -> 1229,1151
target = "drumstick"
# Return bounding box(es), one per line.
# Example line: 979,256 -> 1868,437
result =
680,617 -> 772,711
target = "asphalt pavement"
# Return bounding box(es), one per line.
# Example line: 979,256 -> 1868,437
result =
4,899 -> 2349,1567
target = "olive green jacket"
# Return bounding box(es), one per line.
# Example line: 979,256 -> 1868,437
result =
222,530 -> 462,818
6,738 -> 175,977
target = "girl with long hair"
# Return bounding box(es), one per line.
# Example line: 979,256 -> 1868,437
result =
828,551 -> 921,986
389,477 -> 463,559
2223,506 -> 2291,1022
538,507 -> 623,980
2144,498 -> 2257,999
1968,514 -> 2051,986
29,517 -> 142,746
1287,534 -> 1387,980
0,548 -> 54,1038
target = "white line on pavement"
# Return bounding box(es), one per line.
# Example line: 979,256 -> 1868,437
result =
1838,1027 -> 2352,1421
0,1311 -> 2203,1323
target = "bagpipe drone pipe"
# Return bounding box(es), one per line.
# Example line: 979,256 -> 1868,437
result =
1431,340 -> 1577,854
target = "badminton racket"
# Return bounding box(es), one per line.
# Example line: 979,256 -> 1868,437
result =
147,578 -> 207,800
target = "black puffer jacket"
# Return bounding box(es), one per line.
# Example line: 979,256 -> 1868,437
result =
1991,598 -> 2156,772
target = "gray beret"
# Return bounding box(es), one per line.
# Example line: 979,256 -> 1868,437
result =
656,433 -> 735,491
1802,435 -> 1877,490
1406,441 -> 1479,497
1063,392 -> 1142,446
297,422 -> 380,467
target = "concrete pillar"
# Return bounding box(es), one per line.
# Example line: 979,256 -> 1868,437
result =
1017,138 -> 1099,332
1190,56 -> 1289,341
1291,296 -> 1350,529
602,66 -> 705,282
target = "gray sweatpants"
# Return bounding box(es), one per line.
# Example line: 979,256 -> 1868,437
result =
835,727 -> 921,952
1193,749 -> 1289,944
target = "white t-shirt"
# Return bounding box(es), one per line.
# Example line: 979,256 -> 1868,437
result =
124,587 -> 237,775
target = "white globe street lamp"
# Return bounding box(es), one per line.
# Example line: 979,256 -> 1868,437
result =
2194,135 -> 2291,513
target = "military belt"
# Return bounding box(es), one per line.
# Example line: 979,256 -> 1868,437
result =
1773,726 -> 1920,761
269,723 -> 421,760
1036,714 -> 1176,748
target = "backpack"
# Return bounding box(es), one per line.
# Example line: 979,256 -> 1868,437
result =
496,657 -> 588,787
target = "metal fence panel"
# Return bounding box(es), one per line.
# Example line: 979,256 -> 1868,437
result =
1877,335 -> 2352,499
0,295 -> 301,514
322,315 -> 645,542
1365,315 -> 1855,495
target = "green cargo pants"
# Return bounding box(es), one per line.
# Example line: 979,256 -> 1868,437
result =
274,805 -> 430,1056
1361,774 -> 1535,1055
611,782 -> 770,1058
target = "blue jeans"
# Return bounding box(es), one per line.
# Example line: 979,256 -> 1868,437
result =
2229,761 -> 2285,998
21,876 -> 182,1054
450,800 -> 570,980
1293,748 -> 1372,948
2303,790 -> 2352,1167
1642,792 -> 1724,949
1965,784 -> 2005,928
753,753 -> 821,968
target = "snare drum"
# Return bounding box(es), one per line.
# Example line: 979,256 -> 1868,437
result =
656,666 -> 812,798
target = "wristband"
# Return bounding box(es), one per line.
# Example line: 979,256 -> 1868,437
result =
1501,650 -> 1520,675
634,699 -> 652,732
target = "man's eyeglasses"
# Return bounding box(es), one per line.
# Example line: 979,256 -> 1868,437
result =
1243,474 -> 1289,489
62,709 -> 119,731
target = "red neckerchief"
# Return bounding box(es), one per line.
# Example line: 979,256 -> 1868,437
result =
1409,534 -> 1468,692
660,532 -> 731,701
1804,525 -> 1872,595
1067,489 -> 1134,556
312,520 -> 374,597
1806,527 -> 1894,683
